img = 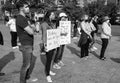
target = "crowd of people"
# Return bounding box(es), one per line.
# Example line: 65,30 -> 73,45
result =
0,1 -> 112,83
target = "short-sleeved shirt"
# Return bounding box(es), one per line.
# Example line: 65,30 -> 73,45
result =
16,15 -> 34,46
6,18 -> 16,32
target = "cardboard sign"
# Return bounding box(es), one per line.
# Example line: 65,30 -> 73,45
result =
59,21 -> 71,45
46,29 -> 60,51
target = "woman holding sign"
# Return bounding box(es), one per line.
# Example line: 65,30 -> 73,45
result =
53,12 -> 68,69
41,10 -> 57,82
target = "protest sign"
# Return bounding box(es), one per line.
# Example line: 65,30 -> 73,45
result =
59,21 -> 71,45
46,29 -> 60,52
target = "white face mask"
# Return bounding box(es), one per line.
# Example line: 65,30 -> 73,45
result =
106,19 -> 110,23
49,12 -> 55,20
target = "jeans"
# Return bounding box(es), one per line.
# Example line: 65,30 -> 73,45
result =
100,38 -> 109,58
10,31 -> 17,47
19,45 -> 36,83
45,49 -> 55,76
54,45 -> 65,63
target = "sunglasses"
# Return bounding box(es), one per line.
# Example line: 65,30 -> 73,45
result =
85,20 -> 89,22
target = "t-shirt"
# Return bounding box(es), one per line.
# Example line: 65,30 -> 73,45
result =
6,18 -> 16,32
16,15 -> 34,45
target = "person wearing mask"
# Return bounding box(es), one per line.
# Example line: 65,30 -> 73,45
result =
88,17 -> 97,52
6,15 -> 18,49
16,1 -> 37,83
78,15 -> 92,58
41,10 -> 57,82
100,16 -> 112,60
53,12 -> 68,69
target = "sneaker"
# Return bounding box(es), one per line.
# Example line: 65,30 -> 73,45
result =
12,46 -> 17,49
15,46 -> 19,49
100,57 -> 106,60
73,37 -> 78,39
12,46 -> 19,49
93,46 -> 97,50
53,64 -> 61,69
27,77 -> 38,82
58,61 -> 64,66
46,76 -> 52,82
50,71 -> 56,76
90,48 -> 95,52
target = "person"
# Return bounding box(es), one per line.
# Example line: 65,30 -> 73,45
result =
53,12 -> 68,69
78,15 -> 92,58
73,20 -> 78,39
88,17 -> 97,52
41,10 -> 57,82
6,15 -> 18,49
100,16 -> 112,60
16,1 -> 37,83
0,31 -> 5,76
92,15 -> 99,34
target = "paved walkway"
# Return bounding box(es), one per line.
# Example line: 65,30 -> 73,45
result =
0,24 -> 120,83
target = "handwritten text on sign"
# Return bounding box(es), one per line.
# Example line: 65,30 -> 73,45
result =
46,29 -> 60,52
59,21 -> 71,45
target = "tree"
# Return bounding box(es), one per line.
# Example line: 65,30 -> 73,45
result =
84,0 -> 118,24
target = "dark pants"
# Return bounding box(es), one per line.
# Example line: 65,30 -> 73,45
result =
81,40 -> 89,57
19,45 -> 36,83
100,38 -> 109,58
54,45 -> 65,63
73,27 -> 78,37
90,31 -> 95,48
45,49 -> 55,76
10,31 -> 17,47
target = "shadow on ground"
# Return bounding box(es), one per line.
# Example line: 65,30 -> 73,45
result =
0,52 -> 15,72
95,39 -> 102,45
66,45 -> 80,58
90,51 -> 100,59
110,57 -> 120,63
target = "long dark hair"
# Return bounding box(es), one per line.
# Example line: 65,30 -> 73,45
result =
43,10 -> 56,23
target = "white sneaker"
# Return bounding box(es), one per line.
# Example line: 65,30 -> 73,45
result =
93,46 -> 97,50
53,64 -> 61,69
12,46 -> 19,49
12,46 -> 17,49
50,71 -> 56,76
46,76 -> 52,82
58,61 -> 64,66
90,48 -> 95,52
27,77 -> 38,82
15,46 -> 19,49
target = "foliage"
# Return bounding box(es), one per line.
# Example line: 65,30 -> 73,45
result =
60,0 -> 84,21
84,0 -> 118,24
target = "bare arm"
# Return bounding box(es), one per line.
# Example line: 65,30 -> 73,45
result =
24,26 -> 34,35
